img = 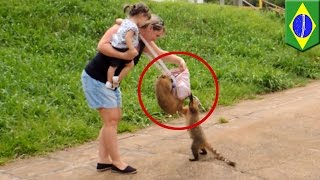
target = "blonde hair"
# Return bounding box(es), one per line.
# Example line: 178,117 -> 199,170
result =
140,14 -> 165,32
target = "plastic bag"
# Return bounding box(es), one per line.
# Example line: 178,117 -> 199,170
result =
171,68 -> 191,100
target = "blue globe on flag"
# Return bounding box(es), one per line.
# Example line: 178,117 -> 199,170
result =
292,14 -> 313,38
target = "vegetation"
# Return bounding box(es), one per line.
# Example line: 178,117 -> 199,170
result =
205,0 -> 285,8
218,117 -> 229,124
0,0 -> 319,164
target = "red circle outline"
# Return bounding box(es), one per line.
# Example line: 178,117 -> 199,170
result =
137,51 -> 219,130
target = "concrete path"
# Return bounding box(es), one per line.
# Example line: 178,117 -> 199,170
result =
1,81 -> 320,180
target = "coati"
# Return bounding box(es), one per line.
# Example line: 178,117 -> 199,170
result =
155,74 -> 183,115
182,95 -> 236,167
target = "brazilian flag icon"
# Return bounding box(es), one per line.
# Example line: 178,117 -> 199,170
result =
285,0 -> 319,51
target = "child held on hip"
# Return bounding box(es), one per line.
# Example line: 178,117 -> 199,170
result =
106,2 -> 151,89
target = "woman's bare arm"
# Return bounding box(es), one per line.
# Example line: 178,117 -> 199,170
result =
143,41 -> 187,70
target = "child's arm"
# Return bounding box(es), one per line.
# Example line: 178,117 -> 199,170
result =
125,30 -> 138,57
97,24 -> 137,60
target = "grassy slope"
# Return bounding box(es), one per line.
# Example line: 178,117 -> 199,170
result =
0,0 -> 319,164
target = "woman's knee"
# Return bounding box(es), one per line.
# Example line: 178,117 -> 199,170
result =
98,108 -> 121,126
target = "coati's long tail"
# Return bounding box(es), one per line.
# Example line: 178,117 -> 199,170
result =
206,143 -> 236,167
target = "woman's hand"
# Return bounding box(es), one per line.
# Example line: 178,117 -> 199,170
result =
178,58 -> 187,71
119,49 -> 138,61
115,18 -> 123,25
126,49 -> 139,59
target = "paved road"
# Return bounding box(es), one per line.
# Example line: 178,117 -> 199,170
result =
1,81 -> 320,180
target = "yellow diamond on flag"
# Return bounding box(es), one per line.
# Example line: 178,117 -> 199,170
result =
289,3 -> 317,49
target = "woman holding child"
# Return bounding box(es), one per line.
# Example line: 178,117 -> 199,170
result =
81,2 -> 186,174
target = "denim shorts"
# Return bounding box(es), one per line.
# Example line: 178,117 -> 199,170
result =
81,71 -> 122,109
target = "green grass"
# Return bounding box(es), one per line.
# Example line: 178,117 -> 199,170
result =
1,0 -> 319,164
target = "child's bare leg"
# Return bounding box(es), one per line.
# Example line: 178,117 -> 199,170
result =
118,61 -> 134,81
112,61 -> 134,88
106,66 -> 116,89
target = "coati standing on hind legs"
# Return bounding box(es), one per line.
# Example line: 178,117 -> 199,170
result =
182,95 -> 236,167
